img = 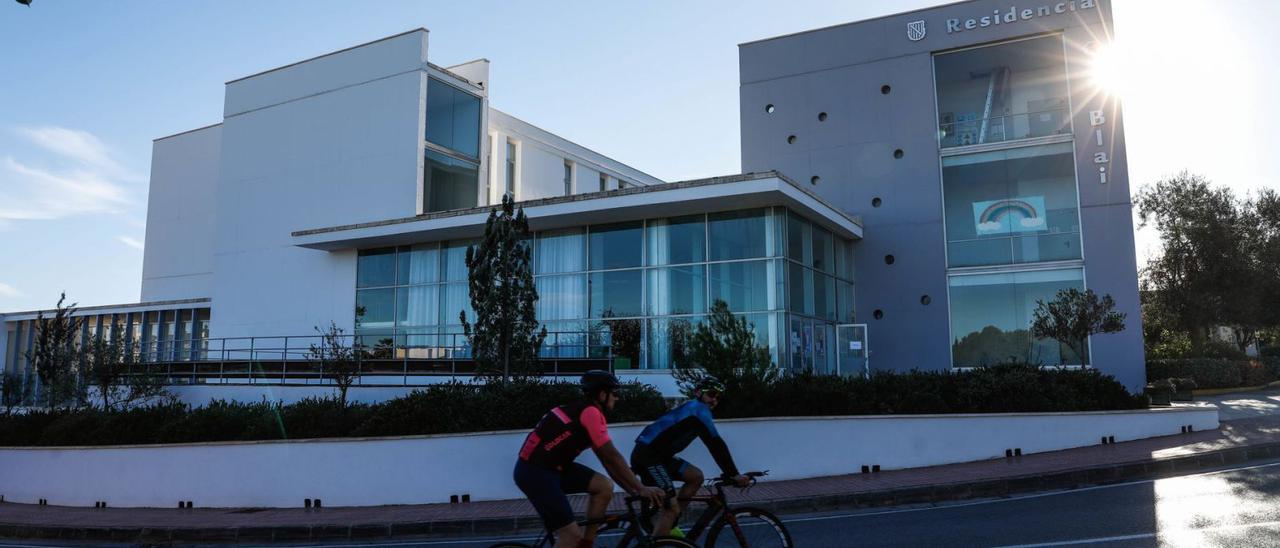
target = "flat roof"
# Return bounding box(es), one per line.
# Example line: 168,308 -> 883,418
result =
1,298 -> 211,322
292,171 -> 863,251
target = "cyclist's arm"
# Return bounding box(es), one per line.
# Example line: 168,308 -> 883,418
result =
580,405 -> 653,497
695,406 -> 741,478
593,441 -> 650,495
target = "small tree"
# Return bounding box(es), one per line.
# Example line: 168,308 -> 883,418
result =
461,194 -> 546,379
1031,288 -> 1126,366
1,371 -> 31,415
673,299 -> 777,397
308,322 -> 361,407
82,329 -> 169,411
25,293 -> 83,410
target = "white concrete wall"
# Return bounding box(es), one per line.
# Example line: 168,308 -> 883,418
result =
141,125 -> 221,302
0,407 -> 1217,508
211,33 -> 429,340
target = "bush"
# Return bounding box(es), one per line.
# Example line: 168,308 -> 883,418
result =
0,367 -> 1139,447
1146,357 -> 1280,389
709,363 -> 1143,419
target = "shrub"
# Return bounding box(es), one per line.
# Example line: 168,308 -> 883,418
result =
280,397 -> 371,440
1146,359 -> 1242,389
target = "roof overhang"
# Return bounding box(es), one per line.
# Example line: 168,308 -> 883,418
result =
292,172 -> 862,251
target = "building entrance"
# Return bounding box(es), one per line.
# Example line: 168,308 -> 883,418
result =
836,324 -> 868,377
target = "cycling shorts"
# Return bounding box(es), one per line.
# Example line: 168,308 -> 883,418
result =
513,459 -> 597,531
630,443 -> 690,493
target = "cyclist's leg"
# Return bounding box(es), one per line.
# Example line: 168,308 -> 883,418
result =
561,463 -> 611,544
513,460 -> 582,548
655,459 -> 699,535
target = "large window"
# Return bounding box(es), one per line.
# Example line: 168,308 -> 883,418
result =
942,142 -> 1081,267
423,78 -> 482,213
934,35 -> 1070,148
354,207 -> 854,371
425,78 -> 481,158
948,268 -> 1085,366
424,150 -> 480,213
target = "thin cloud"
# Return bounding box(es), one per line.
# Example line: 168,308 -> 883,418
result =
117,235 -> 144,250
0,283 -> 21,298
0,126 -> 137,222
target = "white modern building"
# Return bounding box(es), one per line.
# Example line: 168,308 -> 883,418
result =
1,0 -> 1146,403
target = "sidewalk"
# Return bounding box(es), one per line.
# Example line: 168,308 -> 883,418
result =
2,411 -> 1278,544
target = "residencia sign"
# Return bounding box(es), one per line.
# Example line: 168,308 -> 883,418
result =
942,0 -> 1096,35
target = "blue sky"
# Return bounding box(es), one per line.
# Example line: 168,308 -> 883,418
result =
1,0 -> 1276,313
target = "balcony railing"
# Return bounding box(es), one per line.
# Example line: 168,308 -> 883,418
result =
939,108 -> 1070,149
101,331 -> 624,386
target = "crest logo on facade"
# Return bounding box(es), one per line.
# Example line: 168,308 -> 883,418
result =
906,20 -> 927,41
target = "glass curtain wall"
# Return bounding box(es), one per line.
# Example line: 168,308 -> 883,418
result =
935,34 -> 1088,367
783,211 -> 856,375
934,34 -> 1070,148
355,207 -> 856,371
424,77 -> 482,213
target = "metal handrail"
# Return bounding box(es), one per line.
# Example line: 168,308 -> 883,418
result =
939,107 -> 1070,148
100,330 -> 625,386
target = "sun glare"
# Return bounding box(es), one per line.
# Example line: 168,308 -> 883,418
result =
1087,41 -> 1130,98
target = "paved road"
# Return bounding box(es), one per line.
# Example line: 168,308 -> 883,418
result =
167,456 -> 1277,548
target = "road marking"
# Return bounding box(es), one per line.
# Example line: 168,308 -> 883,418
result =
989,519 -> 1280,547
781,459 -> 1280,524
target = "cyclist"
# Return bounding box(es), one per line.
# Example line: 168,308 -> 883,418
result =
630,377 -> 750,537
514,370 -> 666,548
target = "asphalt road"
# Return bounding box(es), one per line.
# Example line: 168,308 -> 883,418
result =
4,457 -> 1278,548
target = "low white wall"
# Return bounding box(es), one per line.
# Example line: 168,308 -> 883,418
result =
0,406 -> 1217,508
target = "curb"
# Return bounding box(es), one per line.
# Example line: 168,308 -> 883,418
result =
4,441 -> 1280,543
1193,382 -> 1280,397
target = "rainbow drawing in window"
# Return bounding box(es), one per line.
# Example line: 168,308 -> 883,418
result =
972,196 -> 1047,236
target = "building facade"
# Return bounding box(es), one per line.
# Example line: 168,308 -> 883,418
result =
1,0 -> 1144,400
740,0 -> 1143,389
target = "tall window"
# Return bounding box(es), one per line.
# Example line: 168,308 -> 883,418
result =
599,173 -> 608,192
424,77 -> 482,212
564,160 -> 574,196
942,142 -> 1081,267
934,35 -> 1070,148
949,268 -> 1085,366
505,140 -> 517,197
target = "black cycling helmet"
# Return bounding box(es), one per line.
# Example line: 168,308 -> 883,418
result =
581,370 -> 622,398
696,377 -> 726,395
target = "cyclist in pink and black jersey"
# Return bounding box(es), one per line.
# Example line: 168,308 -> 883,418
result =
514,371 -> 665,548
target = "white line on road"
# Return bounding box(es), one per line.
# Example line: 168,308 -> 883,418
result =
989,519 -> 1280,547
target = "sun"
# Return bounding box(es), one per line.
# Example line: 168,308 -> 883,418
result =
1086,41 -> 1131,98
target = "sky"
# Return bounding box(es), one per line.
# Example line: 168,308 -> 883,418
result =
0,0 -> 1276,313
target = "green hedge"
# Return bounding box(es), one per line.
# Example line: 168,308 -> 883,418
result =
710,363 -> 1144,418
1146,358 -> 1280,389
0,366 -> 1145,447
0,380 -> 666,448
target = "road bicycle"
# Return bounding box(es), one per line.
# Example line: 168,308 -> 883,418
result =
619,471 -> 793,548
490,493 -> 696,548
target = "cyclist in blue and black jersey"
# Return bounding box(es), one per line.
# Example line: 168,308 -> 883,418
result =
630,377 -> 750,537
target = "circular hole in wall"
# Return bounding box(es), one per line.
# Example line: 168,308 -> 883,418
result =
810,175 -> 821,185
873,309 -> 884,320
766,104 -> 775,114
884,254 -> 895,265
871,197 -> 882,208
893,149 -> 904,159
787,135 -> 797,145
818,112 -> 828,122
881,85 -> 891,95
921,295 -> 932,305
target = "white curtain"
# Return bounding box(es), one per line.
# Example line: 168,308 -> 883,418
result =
535,229 -> 586,274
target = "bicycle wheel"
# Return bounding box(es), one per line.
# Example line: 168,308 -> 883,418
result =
615,532 -> 696,548
705,507 -> 793,548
